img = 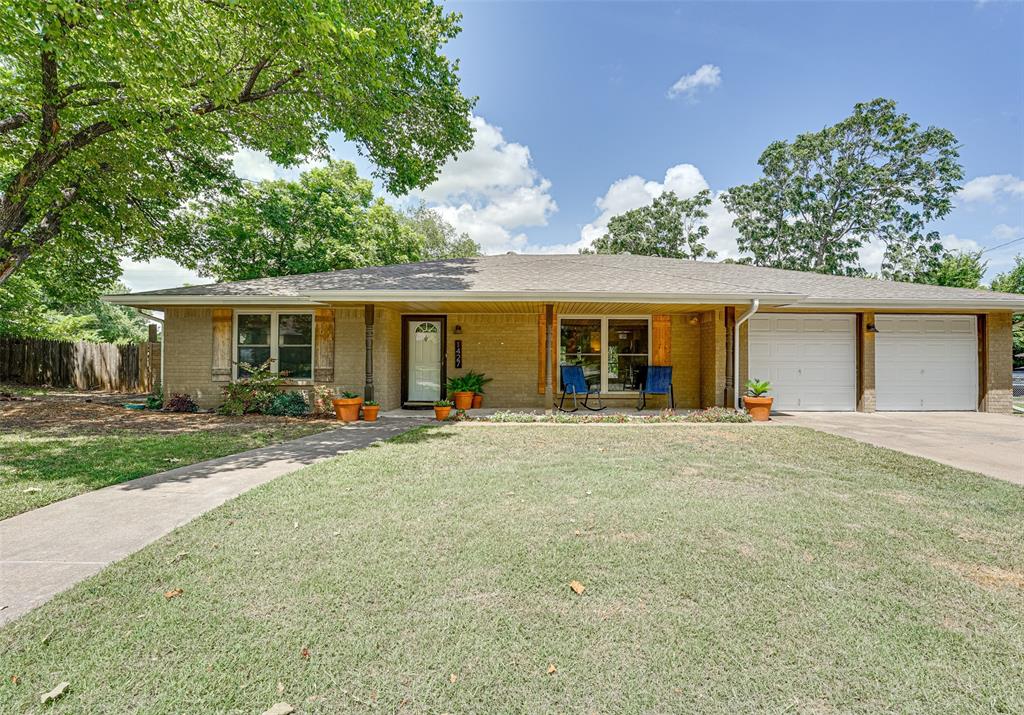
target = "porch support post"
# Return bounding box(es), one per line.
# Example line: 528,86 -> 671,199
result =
544,303 -> 554,413
364,304 -> 375,402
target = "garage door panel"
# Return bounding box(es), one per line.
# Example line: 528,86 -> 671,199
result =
748,314 -> 856,412
875,315 -> 977,411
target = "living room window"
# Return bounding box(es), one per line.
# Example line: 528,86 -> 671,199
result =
235,312 -> 314,380
559,316 -> 650,393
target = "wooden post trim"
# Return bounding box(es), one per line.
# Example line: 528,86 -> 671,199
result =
544,304 -> 554,411
211,308 -> 233,383
314,308 -> 335,384
364,304 -> 375,402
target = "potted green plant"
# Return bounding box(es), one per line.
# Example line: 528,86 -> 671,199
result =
332,391 -> 363,422
743,378 -> 773,421
464,370 -> 492,408
362,399 -> 380,422
446,375 -> 475,411
433,398 -> 453,421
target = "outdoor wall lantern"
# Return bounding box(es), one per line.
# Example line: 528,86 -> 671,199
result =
453,324 -> 463,335
865,323 -> 880,334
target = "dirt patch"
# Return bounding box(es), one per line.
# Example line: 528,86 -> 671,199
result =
934,560 -> 1024,591
0,395 -> 332,436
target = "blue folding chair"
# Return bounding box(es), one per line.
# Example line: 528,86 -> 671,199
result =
558,364 -> 605,412
638,365 -> 674,410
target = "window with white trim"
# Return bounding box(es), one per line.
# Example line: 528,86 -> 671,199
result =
559,316 -> 650,392
235,312 -> 314,380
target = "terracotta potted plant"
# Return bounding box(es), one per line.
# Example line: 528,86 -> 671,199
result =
361,400 -> 380,422
433,399 -> 453,421
446,375 -> 475,411
743,378 -> 773,422
332,391 -> 363,423
465,370 -> 492,409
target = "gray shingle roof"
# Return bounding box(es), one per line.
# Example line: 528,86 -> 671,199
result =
110,254 -> 1024,308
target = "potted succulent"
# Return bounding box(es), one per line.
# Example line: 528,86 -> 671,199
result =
743,378 -> 773,422
446,375 -> 475,411
433,398 -> 453,421
332,391 -> 363,423
362,400 -> 380,422
465,370 -> 492,409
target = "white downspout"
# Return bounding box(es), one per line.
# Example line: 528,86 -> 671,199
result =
734,299 -> 759,410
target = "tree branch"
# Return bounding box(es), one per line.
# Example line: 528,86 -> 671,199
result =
0,113 -> 30,135
40,46 -> 60,146
0,185 -> 80,285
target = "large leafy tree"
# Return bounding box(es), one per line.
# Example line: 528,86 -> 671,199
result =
403,202 -> 481,260
887,249 -> 987,288
583,190 -> 716,259
722,98 -> 962,276
163,162 -> 479,282
0,0 -> 474,288
990,255 -> 1024,367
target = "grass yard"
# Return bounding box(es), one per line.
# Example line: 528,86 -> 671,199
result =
0,397 -> 335,520
1,425 -> 1022,713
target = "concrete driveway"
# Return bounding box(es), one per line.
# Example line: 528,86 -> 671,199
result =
776,412 -> 1024,485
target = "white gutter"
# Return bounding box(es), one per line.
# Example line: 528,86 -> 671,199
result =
734,299 -> 760,410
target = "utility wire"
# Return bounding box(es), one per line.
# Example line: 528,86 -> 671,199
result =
980,236 -> 1024,254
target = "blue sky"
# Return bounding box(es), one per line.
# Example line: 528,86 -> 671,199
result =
125,1 -> 1024,290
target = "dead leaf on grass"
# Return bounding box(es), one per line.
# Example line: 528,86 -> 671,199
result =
10,675 -> 20,685
277,681 -> 285,695
547,664 -> 558,675
262,703 -> 294,715
449,673 -> 458,684
40,681 -> 69,704
22,487 -> 42,493
300,647 -> 310,660
163,588 -> 183,600
170,552 -> 188,564
569,580 -> 586,595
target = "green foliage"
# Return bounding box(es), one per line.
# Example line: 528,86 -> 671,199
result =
906,250 -> 986,288
990,255 -> 1024,367
339,391 -> 360,399
684,407 -> 753,423
0,274 -> 150,342
403,202 -> 481,260
145,387 -> 163,411
363,400 -> 380,407
745,379 -> 772,397
583,190 -> 716,260
163,393 -> 199,413
1,0 -> 474,290
462,370 -> 492,394
722,98 -> 962,276
266,391 -> 310,417
446,375 -> 476,393
434,399 -> 453,407
217,360 -> 281,415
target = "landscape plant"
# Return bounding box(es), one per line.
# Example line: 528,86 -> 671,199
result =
217,360 -> 281,416
266,391 -> 309,418
162,393 -> 199,413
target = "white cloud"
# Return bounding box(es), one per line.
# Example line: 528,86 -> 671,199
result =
413,115 -> 557,253
533,163 -> 739,258
119,257 -> 205,293
957,174 -> 1024,203
991,223 -> 1022,240
667,64 -> 722,100
231,149 -> 278,182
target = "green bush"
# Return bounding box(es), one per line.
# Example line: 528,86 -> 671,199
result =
684,407 -> 752,423
163,393 -> 199,413
218,359 -> 281,415
145,386 -> 163,410
267,391 -> 310,417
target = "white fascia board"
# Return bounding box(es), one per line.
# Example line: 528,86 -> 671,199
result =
101,294 -> 329,307
303,290 -> 805,304
796,298 -> 1024,312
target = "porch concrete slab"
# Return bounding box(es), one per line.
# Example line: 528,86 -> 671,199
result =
775,412 -> 1024,485
0,415 -> 430,626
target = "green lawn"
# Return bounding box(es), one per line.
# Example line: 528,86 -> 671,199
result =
1,425 -> 1022,713
0,417 -> 333,520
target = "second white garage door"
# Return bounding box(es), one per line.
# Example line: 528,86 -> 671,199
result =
748,314 -> 857,411
875,315 -> 977,411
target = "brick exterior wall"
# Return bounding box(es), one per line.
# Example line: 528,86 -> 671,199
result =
671,315 -> 702,409
164,307 -> 220,407
982,311 -> 1014,414
858,312 -> 876,412
699,308 -> 726,408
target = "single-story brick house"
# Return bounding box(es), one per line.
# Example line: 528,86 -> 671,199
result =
106,254 -> 1024,413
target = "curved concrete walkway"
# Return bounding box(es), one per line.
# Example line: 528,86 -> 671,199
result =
0,415 -> 429,626
775,412 -> 1024,485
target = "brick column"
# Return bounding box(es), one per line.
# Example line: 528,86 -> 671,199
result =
858,312 -> 876,412
364,304 -> 375,402
980,312 -> 1013,414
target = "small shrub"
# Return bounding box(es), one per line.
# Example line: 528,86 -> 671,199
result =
218,359 -> 281,415
145,386 -> 163,410
434,399 -> 453,407
163,392 -> 199,413
684,407 -> 752,423
267,391 -> 310,417
745,378 -> 772,397
487,410 -> 538,423
363,400 -> 380,407
311,385 -> 334,415
338,390 -> 360,399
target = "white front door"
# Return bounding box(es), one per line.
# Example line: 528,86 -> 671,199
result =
875,315 -> 977,411
748,314 -> 857,411
407,320 -> 442,402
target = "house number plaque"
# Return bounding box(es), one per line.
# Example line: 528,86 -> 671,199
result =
454,340 -> 463,368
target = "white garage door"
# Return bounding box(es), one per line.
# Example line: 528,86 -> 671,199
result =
875,315 -> 977,411
748,314 -> 857,411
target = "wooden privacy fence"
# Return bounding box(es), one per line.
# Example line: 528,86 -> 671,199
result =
0,337 -> 160,393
